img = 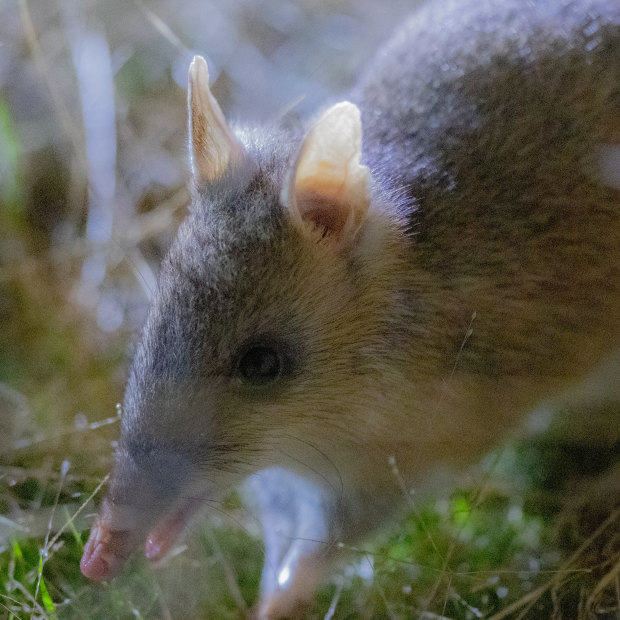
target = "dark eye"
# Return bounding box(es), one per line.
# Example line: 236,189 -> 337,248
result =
237,345 -> 282,385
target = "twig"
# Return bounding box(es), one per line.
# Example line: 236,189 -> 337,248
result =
488,507 -> 620,620
47,473 -> 110,550
206,528 -> 248,614
18,0 -> 84,171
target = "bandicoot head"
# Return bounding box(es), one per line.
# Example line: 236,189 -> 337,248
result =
80,56 -> 411,581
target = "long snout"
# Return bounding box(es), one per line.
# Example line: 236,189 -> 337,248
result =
81,443 -> 193,581
80,498 -> 148,581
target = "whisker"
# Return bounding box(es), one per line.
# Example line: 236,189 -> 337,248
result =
276,432 -> 344,500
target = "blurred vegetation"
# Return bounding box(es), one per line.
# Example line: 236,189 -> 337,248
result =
0,0 -> 618,618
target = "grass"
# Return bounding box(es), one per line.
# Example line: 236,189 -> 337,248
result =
1,431 -> 618,618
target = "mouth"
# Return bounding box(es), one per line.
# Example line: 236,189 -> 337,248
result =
80,496 -> 207,581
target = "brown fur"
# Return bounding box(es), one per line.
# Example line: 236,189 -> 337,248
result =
81,1 -> 620,617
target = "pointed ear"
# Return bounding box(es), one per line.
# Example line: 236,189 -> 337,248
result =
188,56 -> 244,186
284,102 -> 371,245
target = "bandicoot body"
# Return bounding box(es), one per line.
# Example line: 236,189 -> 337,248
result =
81,0 -> 620,616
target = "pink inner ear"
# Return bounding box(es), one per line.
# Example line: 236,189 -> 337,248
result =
296,189 -> 348,238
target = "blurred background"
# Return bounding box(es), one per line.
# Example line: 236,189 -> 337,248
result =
0,0 -> 618,618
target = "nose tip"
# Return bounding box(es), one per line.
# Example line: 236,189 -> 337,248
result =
80,539 -> 112,581
80,440 -> 194,582
80,516 -> 138,581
